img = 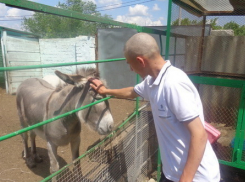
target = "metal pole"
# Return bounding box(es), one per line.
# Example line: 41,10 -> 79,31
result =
178,7 -> 182,25
0,58 -> 125,72
158,0 -> 173,181
1,31 -> 9,93
165,0 -> 173,61
198,15 -> 206,72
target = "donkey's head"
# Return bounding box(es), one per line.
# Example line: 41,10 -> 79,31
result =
55,68 -> 114,135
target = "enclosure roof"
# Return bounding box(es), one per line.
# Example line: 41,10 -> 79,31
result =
0,26 -> 40,37
173,0 -> 245,16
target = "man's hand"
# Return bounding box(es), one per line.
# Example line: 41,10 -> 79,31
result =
89,78 -> 138,99
89,78 -> 107,95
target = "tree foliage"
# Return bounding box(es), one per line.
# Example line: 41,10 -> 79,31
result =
22,0 -> 113,38
172,18 -> 202,26
208,18 -> 222,30
223,21 -> 245,36
171,17 -> 245,36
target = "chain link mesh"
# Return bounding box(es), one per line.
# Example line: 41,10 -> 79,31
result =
44,104 -> 158,182
199,84 -> 241,162
170,1 -> 245,166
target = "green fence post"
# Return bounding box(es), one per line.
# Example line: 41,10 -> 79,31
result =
158,0 -> 173,181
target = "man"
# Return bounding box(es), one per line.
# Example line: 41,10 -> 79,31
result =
90,33 -> 220,182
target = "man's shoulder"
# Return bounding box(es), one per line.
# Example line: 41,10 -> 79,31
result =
164,66 -> 192,88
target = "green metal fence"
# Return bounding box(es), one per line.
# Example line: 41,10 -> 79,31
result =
1,0 -> 245,181
0,1 -> 166,181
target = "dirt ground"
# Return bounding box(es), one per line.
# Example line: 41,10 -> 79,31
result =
0,86 -> 137,182
0,86 -> 245,182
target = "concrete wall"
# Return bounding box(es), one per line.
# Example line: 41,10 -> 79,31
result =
1,34 -> 95,94
202,36 -> 245,74
2,34 -> 41,94
185,36 -> 245,74
40,36 -> 95,77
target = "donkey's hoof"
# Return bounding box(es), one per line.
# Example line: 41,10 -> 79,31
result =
27,161 -> 36,168
34,155 -> 43,163
25,158 -> 36,168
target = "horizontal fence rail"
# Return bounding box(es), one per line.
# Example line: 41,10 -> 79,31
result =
0,96 -> 112,142
0,0 -> 186,38
0,58 -> 125,72
0,0 -> 163,35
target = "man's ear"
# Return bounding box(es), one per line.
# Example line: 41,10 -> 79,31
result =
136,56 -> 146,67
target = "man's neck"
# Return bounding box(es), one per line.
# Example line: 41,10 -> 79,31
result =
149,59 -> 167,79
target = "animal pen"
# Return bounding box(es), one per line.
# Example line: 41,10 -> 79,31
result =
0,0 -> 245,182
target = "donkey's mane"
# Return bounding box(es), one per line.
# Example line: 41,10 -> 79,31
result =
77,67 -> 99,79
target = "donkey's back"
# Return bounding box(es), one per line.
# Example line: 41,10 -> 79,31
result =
16,78 -> 55,126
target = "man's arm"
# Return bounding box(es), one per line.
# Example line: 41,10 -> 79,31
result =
89,79 -> 139,99
180,117 -> 208,182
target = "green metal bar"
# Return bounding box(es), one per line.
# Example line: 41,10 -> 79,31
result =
41,110 -> 138,182
157,8 -> 165,181
0,58 -> 125,72
219,160 -> 245,170
164,0 -> 172,60
0,96 -> 112,142
232,84 -> 245,163
157,149 -> 161,182
159,34 -> 163,57
189,76 -> 245,88
136,74 -> 140,115
0,0 -> 166,36
157,0 -> 173,180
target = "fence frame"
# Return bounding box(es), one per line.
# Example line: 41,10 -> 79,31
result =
0,0 -> 171,181
1,0 -> 245,180
190,75 -> 245,170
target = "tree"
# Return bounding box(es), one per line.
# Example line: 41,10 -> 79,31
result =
171,17 -> 245,36
172,17 -> 223,30
223,21 -> 245,36
22,0 -> 113,38
208,18 -> 222,30
172,18 -> 202,26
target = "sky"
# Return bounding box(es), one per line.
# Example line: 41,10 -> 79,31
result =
0,0 -> 169,31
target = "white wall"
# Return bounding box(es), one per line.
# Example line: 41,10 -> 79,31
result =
40,36 -> 96,77
1,34 -> 96,94
2,33 -> 41,94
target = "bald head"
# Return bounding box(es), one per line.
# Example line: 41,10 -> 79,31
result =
124,33 -> 160,60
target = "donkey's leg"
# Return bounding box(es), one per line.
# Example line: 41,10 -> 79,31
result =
30,131 -> 43,163
20,131 -> 37,168
71,135 -> 80,162
17,99 -> 35,167
19,119 -> 36,168
47,141 -> 59,174
70,136 -> 82,179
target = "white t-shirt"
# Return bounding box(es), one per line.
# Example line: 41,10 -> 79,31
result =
134,61 -> 220,182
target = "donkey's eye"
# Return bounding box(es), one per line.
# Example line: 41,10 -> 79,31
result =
94,95 -> 103,100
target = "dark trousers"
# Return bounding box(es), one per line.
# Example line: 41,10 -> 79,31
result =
159,172 -> 174,182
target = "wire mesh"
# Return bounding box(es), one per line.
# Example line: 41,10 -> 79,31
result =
43,103 -> 158,182
171,2 -> 245,78
171,1 -> 245,168
198,84 -> 241,162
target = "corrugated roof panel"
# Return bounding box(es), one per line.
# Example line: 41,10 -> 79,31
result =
173,0 -> 245,16
195,0 -> 233,11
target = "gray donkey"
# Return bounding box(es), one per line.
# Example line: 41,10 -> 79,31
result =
16,68 -> 114,174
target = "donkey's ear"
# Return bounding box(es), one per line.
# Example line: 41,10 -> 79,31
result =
55,70 -> 75,85
55,70 -> 87,87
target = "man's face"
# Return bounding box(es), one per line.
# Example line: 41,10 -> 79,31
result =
125,55 -> 146,78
